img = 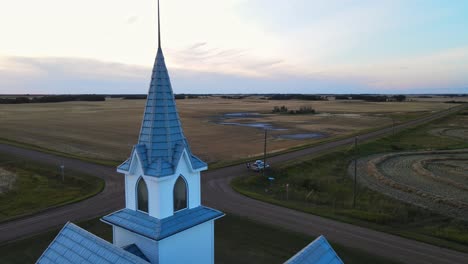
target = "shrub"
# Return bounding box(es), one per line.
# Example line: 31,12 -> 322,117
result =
272,105 -> 288,113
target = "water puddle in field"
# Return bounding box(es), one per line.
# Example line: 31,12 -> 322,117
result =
219,112 -> 286,130
223,112 -> 261,118
218,112 -> 326,139
278,133 -> 326,140
219,122 -> 287,131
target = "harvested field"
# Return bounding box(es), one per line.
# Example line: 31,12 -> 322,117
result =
0,97 -> 457,164
430,128 -> 468,141
0,167 -> 16,194
353,149 -> 468,220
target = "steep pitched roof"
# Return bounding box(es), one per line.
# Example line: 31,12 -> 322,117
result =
285,235 -> 343,264
117,47 -> 207,177
101,206 -> 224,241
36,222 -> 149,264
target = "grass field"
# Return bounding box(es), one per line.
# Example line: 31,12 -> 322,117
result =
355,150 -> 468,221
232,110 -> 468,252
0,97 -> 457,166
0,153 -> 104,222
0,214 -> 400,264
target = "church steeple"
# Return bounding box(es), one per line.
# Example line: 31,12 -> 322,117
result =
120,0 -> 206,177
158,0 -> 161,48
40,2 -> 223,263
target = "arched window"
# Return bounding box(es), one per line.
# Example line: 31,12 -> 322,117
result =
137,177 -> 148,213
173,176 -> 187,212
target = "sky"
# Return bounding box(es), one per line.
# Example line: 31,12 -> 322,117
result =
0,0 -> 467,94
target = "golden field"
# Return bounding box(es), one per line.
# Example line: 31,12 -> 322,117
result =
0,97 -> 458,164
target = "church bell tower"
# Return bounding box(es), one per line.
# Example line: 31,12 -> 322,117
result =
101,1 -> 224,263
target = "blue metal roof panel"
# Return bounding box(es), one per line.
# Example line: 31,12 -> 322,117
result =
285,235 -> 343,264
117,159 -> 130,172
102,206 -> 224,241
117,46 -> 207,178
36,222 -> 149,264
190,155 -> 208,169
122,244 -> 150,262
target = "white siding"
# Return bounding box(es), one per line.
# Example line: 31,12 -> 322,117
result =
158,221 -> 214,264
114,226 -> 159,264
174,152 -> 201,209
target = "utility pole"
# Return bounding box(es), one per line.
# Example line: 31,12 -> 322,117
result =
353,137 -> 358,208
263,129 -> 267,177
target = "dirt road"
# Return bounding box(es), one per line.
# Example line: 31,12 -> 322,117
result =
0,105 -> 467,263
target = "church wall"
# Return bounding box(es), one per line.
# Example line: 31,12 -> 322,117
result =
145,151 -> 202,219
125,152 -> 145,211
158,220 -> 214,264
146,176 -> 172,218
114,225 -> 159,264
125,173 -> 138,211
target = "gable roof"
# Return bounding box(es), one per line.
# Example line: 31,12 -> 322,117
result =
36,222 -> 149,264
285,235 -> 343,264
117,47 -> 206,178
101,206 -> 224,241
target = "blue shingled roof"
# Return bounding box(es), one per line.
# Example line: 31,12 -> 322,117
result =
122,244 -> 149,262
36,222 -> 149,264
117,47 -> 207,177
101,206 -> 224,241
285,235 -> 343,264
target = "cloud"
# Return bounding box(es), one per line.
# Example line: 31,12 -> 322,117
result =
0,53 -> 466,95
0,56 -> 148,94
0,55 -> 368,94
331,46 -> 468,90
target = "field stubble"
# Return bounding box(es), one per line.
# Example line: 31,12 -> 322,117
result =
0,98 -> 456,165
355,150 -> 468,220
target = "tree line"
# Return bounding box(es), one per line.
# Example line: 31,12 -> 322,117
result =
0,95 -> 105,104
335,94 -> 406,102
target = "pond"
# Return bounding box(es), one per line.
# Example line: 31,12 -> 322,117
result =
223,112 -> 261,118
278,133 -> 326,140
219,122 -> 287,131
219,112 -> 328,139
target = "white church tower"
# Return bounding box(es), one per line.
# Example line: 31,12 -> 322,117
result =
101,1 -> 224,263
37,1 -> 343,263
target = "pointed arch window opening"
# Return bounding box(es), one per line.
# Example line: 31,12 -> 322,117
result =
137,177 -> 149,213
173,176 -> 188,212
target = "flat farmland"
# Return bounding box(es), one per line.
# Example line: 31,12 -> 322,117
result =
0,97 -> 457,165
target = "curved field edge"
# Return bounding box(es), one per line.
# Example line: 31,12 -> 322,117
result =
351,149 -> 468,221
231,111 -> 468,253
0,214 -> 401,264
0,153 -> 105,224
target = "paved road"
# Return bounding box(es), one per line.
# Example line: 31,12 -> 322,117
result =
0,105 -> 467,264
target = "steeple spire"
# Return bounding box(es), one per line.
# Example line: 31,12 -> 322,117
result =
119,0 -> 206,178
158,0 -> 161,48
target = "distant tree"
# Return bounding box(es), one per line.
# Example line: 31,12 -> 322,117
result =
123,95 -> 147,100
335,95 -> 350,100
393,95 -> 406,102
268,94 -> 325,101
272,105 -> 288,113
174,94 -> 185,100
